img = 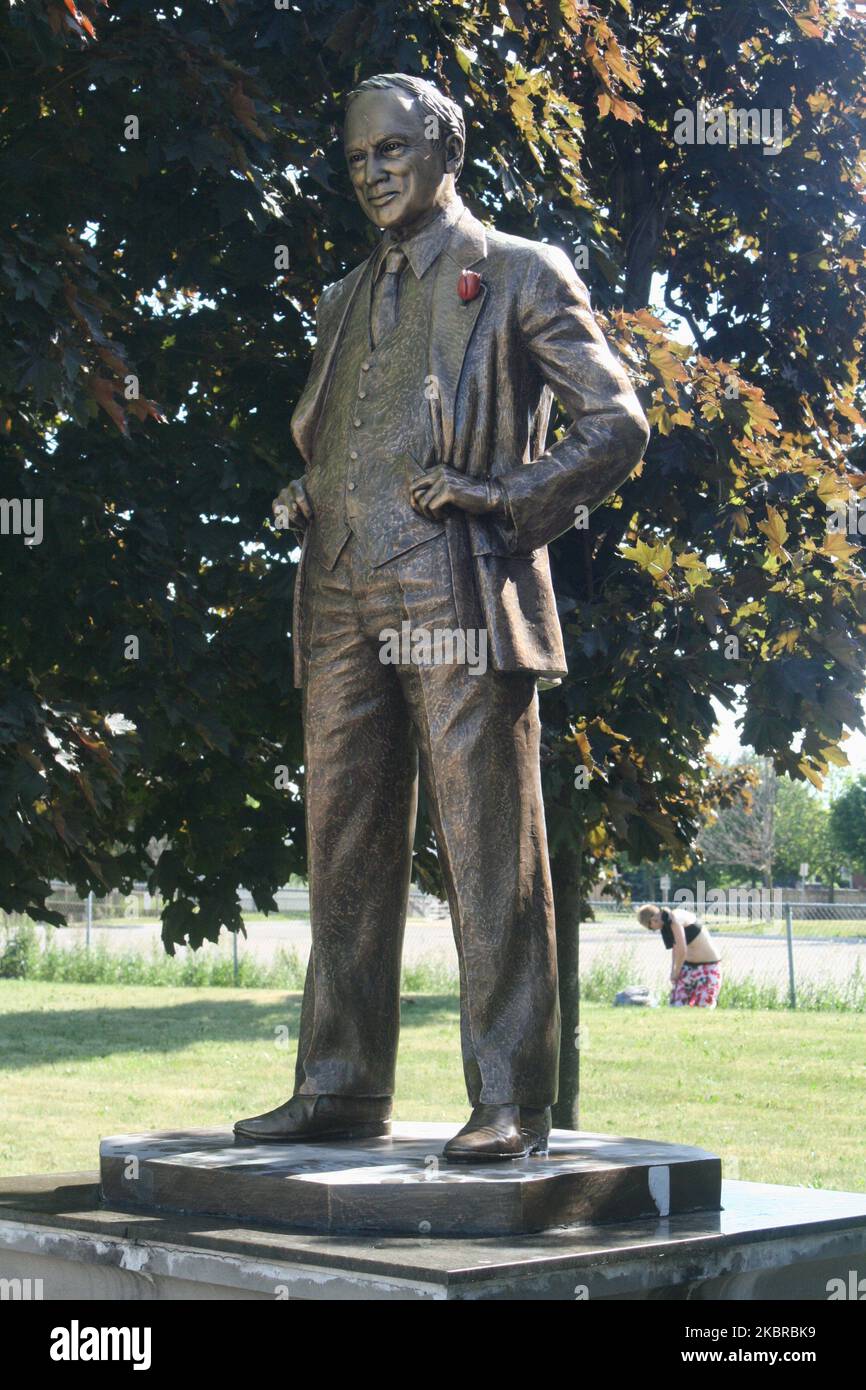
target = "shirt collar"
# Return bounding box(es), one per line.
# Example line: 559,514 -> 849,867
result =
374,197 -> 465,281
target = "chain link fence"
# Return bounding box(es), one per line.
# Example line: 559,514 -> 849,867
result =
2,885 -> 865,1009
583,899 -> 866,1009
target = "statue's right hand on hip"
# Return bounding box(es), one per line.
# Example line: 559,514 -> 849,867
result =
272,477 -> 313,534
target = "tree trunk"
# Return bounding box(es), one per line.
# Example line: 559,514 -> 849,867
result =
551,838 -> 583,1131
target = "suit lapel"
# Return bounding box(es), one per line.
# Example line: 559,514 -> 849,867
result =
291,256 -> 373,464
428,208 -> 489,466
293,207 -> 489,467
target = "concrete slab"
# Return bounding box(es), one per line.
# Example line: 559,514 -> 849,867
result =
1,1172 -> 865,1300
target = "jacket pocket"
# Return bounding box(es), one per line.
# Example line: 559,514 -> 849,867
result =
468,512 -> 538,562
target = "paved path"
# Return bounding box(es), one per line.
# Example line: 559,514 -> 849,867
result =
41,916 -> 866,994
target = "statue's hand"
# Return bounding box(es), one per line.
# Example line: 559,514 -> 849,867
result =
272,477 -> 312,533
410,466 -> 504,520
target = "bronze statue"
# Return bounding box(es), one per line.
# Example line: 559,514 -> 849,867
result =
234,73 -> 649,1161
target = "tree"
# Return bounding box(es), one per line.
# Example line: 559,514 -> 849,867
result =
3,2 -> 866,1125
621,769 -> 842,893
773,776 -> 843,887
698,762 -> 844,888
830,776 -> 866,874
699,760 -> 777,889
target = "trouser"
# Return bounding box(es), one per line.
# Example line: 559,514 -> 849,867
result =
293,532 -> 560,1107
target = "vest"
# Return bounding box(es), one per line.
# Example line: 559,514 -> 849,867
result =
305,258 -> 445,570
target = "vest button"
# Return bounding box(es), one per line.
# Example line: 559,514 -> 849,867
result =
347,482 -> 356,491
353,417 -> 361,427
358,391 -> 367,399
350,451 -> 358,460
361,362 -> 371,372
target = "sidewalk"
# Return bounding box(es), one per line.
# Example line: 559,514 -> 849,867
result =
40,916 -> 866,993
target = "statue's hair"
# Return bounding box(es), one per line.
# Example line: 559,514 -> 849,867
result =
345,73 -> 465,178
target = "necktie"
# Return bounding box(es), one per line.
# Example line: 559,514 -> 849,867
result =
370,246 -> 407,348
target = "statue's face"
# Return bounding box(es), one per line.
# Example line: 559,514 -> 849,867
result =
344,88 -> 454,237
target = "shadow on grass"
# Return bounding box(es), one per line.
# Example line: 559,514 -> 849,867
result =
0,992 -> 460,1071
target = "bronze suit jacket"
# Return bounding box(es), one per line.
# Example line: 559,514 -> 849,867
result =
290,203 -> 650,688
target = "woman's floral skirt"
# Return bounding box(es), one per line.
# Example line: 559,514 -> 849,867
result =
670,961 -> 721,1008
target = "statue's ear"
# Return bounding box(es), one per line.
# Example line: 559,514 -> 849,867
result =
445,132 -> 464,179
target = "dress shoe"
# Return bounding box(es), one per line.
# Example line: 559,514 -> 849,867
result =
233,1093 -> 391,1143
520,1105 -> 552,1153
443,1103 -> 551,1162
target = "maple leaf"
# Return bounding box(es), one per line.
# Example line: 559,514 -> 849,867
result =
91,376 -> 128,434
229,82 -> 267,140
757,506 -> 792,563
622,538 -> 674,579
610,97 -> 643,124
822,530 -> 859,562
794,11 -> 825,39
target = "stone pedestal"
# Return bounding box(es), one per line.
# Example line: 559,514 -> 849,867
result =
1,1172 -> 865,1300
98,1123 -> 721,1237
0,1120 -> 860,1301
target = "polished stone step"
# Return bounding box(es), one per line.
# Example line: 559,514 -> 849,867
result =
99,1122 -> 721,1236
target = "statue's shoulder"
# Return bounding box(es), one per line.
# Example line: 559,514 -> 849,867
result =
483,225 -> 577,280
315,254 -> 372,324
320,262 -> 366,303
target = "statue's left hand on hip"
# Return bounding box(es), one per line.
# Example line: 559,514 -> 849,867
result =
410,466 -> 503,520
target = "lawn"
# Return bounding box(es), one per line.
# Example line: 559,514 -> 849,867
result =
0,980 -> 864,1193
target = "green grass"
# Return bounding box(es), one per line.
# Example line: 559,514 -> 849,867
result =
580,945 -> 866,1012
0,928 -> 310,990
3,927 -> 865,1010
0,980 -> 864,1193
0,925 -> 459,994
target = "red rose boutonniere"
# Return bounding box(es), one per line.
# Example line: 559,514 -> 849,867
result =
458,269 -> 482,302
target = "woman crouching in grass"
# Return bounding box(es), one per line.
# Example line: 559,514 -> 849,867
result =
637,904 -> 722,1008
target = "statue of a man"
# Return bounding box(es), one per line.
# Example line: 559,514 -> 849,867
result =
235,73 -> 649,1161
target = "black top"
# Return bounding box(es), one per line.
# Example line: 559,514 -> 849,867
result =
660,909 -> 702,950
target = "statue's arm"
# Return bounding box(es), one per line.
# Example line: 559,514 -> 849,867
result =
497,246 -> 650,555
280,287 -> 339,525
282,283 -> 340,524
291,281 -> 337,414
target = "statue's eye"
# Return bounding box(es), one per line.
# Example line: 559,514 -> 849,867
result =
382,141 -> 403,154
